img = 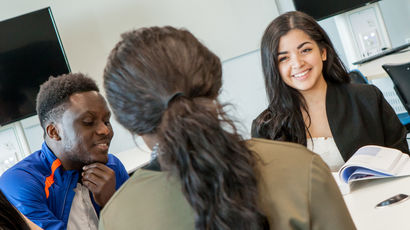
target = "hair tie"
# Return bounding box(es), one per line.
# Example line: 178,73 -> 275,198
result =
165,92 -> 184,108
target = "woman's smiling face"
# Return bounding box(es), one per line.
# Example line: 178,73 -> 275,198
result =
277,29 -> 327,94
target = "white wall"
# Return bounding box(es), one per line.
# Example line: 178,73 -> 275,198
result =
0,0 -> 279,155
220,50 -> 267,138
379,0 -> 410,47
0,0 -> 278,86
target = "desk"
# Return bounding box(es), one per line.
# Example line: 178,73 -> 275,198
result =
356,49 -> 410,80
340,176 -> 410,230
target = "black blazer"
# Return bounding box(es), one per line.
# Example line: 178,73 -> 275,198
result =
326,82 -> 408,160
252,82 -> 409,161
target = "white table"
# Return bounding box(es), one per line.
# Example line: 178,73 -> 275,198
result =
341,176 -> 410,230
115,146 -> 151,174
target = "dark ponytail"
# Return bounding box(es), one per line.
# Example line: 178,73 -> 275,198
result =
159,97 -> 266,230
104,26 -> 268,230
0,190 -> 30,230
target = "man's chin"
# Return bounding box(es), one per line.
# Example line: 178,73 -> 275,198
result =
85,154 -> 109,165
93,155 -> 109,164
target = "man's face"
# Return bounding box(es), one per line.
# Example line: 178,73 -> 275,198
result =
57,91 -> 113,170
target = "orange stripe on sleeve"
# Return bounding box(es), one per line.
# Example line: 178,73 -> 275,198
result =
44,159 -> 61,199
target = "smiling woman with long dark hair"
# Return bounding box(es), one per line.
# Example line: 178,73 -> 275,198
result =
252,11 -> 409,171
99,26 -> 355,230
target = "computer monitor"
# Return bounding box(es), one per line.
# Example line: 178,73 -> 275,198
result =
0,7 -> 70,126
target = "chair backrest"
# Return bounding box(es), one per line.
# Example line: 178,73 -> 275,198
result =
349,69 -> 369,84
382,62 -> 410,114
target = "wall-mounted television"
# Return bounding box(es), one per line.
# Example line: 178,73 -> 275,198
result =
292,0 -> 380,20
0,7 -> 70,126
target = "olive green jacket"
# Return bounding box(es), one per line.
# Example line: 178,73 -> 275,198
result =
99,138 -> 355,230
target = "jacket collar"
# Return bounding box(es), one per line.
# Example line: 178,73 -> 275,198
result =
41,142 -> 78,180
41,142 -> 59,167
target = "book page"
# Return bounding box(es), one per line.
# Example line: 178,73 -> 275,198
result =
339,145 -> 408,183
342,145 -> 402,172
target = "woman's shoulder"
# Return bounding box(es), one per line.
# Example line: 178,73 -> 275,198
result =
103,169 -> 167,206
328,82 -> 383,106
100,169 -> 195,229
247,138 -> 329,176
248,138 -> 342,229
247,138 -> 316,163
330,82 -> 380,96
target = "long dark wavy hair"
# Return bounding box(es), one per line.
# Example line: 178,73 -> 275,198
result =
0,190 -> 30,230
104,26 -> 267,230
252,11 -> 350,145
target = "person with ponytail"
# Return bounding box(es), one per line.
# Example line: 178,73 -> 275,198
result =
99,26 -> 355,230
0,190 -> 43,230
252,11 -> 409,171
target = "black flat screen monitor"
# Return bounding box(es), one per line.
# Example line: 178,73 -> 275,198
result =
0,7 -> 70,126
292,0 -> 380,20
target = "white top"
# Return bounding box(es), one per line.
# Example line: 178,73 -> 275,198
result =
306,137 -> 345,172
67,183 -> 98,230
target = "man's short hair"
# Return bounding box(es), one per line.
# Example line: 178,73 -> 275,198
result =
36,73 -> 99,129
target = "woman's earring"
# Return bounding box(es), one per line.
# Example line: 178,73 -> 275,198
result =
150,143 -> 160,161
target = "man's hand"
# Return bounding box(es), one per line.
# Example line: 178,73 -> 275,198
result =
82,163 -> 116,207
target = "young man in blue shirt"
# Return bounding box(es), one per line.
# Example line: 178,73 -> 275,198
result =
0,73 -> 129,230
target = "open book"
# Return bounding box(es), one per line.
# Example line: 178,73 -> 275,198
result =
338,145 -> 410,185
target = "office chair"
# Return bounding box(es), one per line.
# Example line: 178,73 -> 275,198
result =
382,62 -> 410,114
349,69 -> 369,84
382,62 -> 410,131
